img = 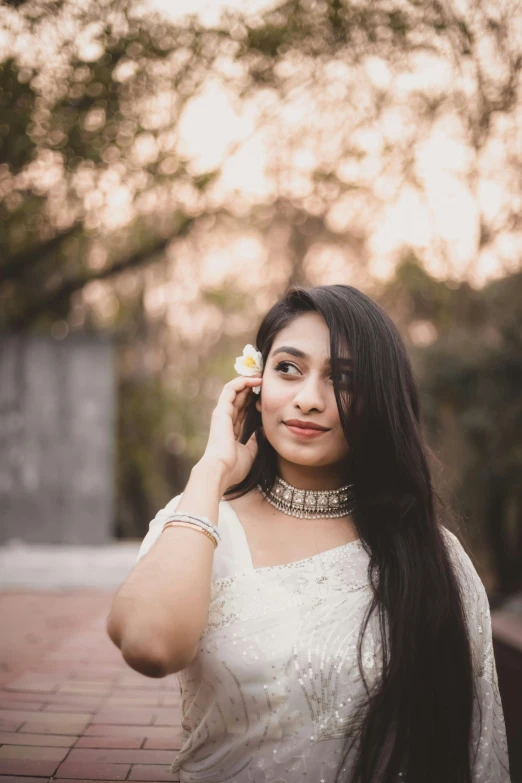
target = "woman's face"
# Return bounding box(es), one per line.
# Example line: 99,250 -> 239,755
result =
255,312 -> 352,472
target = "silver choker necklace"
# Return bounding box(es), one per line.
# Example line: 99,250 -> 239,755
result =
257,475 -> 356,519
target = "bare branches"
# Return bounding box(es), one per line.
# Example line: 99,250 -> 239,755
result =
5,222 -> 193,331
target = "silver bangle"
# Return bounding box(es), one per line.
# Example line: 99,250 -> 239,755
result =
170,513 -> 221,541
163,512 -> 221,544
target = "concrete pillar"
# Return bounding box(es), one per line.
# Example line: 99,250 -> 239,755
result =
0,335 -> 115,544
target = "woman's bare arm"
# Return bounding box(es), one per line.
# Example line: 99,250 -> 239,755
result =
106,459 -> 227,677
106,374 -> 262,678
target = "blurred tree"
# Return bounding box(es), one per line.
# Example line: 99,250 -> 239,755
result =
0,4 -> 221,331
381,259 -> 522,596
2,0 -> 522,330
1,0 -> 520,599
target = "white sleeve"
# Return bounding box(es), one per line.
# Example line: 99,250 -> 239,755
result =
135,496 -> 246,585
442,528 -> 511,782
135,493 -> 184,564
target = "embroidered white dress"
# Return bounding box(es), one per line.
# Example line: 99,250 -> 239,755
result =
136,494 -> 511,783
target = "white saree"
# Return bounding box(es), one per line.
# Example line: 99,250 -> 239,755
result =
136,494 -> 511,783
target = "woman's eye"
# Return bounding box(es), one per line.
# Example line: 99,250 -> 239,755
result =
275,362 -> 351,385
275,361 -> 299,375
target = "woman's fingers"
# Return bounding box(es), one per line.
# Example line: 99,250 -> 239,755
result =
233,384 -> 254,420
221,375 -> 260,401
233,378 -> 261,409
215,376 -> 261,436
237,402 -> 247,425
234,389 -> 254,433
203,376 -> 260,471
216,378 -> 252,421
232,377 -> 261,435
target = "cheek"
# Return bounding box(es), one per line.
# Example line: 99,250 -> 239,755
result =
259,382 -> 290,416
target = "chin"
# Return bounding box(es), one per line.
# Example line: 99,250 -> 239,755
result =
277,445 -> 329,465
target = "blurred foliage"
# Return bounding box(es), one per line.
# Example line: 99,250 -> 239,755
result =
383,259 -> 522,596
2,0 -> 521,330
115,376 -> 191,539
0,16 -> 209,330
0,0 -> 521,596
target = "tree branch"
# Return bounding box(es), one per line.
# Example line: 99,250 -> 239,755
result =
7,222 -> 194,330
0,223 -> 83,285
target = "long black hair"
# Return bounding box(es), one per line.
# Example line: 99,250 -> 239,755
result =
224,284 -> 477,782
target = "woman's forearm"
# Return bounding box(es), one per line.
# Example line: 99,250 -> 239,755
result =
107,459 -> 228,677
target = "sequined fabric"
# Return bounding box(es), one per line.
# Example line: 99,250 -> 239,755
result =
136,495 -> 511,782
442,528 -> 511,781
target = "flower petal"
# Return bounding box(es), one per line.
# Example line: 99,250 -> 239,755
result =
234,357 -> 259,376
234,344 -> 263,376
243,344 -> 258,358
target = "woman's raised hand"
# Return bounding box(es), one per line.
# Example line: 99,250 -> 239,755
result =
199,375 -> 262,490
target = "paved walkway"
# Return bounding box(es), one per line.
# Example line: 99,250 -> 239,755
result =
0,543 -> 140,591
0,591 -> 181,782
1,546 -> 521,782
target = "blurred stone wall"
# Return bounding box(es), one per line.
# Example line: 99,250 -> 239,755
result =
0,335 -> 115,545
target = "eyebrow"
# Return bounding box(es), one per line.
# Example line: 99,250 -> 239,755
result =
271,346 -> 353,366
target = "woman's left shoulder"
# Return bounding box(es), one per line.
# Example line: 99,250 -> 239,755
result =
440,525 -> 476,567
440,526 -> 488,598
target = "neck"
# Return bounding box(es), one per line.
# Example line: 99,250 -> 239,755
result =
277,456 -> 349,491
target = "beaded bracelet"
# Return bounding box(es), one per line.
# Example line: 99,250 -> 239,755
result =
163,520 -> 218,549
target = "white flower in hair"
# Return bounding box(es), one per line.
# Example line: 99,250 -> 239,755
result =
234,344 -> 263,393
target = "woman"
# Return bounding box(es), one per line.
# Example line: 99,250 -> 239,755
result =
107,284 -> 511,782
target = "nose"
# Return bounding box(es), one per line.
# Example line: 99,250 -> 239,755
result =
292,372 -> 327,413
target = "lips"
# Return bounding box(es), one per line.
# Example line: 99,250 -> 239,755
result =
283,421 -> 330,439
283,420 -> 329,431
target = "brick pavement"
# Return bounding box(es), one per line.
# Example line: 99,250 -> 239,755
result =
0,591 -> 181,782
